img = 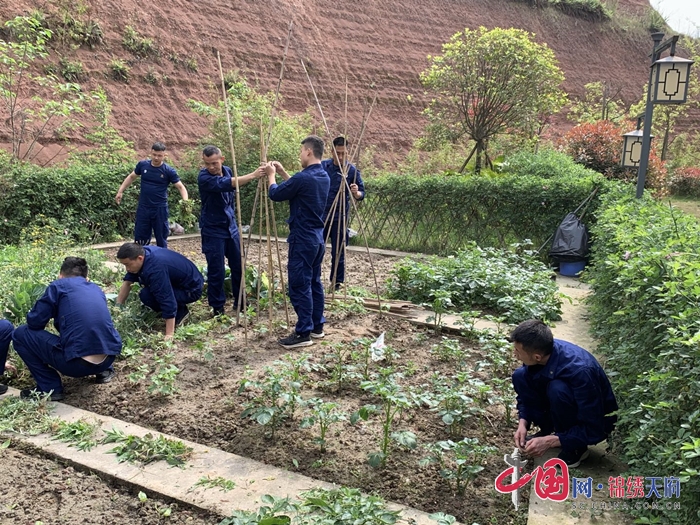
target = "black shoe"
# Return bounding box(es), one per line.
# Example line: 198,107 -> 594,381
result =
95,368 -> 116,384
0,384 -> 7,395
278,332 -> 313,349
558,448 -> 590,468
333,282 -> 342,292
212,307 -> 225,318
176,305 -> 190,326
20,388 -> 65,402
311,326 -> 325,339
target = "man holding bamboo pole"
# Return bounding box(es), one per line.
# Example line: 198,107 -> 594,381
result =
198,146 -> 264,317
265,136 -> 330,349
322,136 -> 365,291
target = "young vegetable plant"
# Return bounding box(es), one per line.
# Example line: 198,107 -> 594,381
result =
355,369 -> 424,467
425,372 -> 475,438
299,398 -> 347,453
419,438 -> 497,495
425,290 -> 453,333
320,342 -> 354,392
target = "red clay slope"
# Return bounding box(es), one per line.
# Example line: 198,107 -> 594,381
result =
0,0 -> 665,162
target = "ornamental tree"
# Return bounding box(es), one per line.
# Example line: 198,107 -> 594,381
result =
420,26 -> 567,172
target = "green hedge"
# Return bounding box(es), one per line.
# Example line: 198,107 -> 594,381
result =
359,171 -> 610,255
586,192 -> 700,524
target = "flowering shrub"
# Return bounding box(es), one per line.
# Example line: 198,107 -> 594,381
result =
668,167 -> 700,197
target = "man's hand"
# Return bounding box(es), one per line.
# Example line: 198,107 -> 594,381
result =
115,192 -> 123,204
514,420 -> 528,449
350,183 -> 362,199
263,163 -> 276,177
4,361 -> 17,376
523,436 -> 554,458
272,161 -> 284,173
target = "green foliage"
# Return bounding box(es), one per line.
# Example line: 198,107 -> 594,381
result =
299,398 -> 347,453
46,0 -> 104,48
192,475 -> 236,492
184,57 -> 198,72
0,15 -> 87,161
144,67 -> 158,85
586,192 -> 700,523
3,281 -> 47,324
122,25 -> 156,56
300,487 -> 400,525
669,167 -> 700,198
502,148 -> 598,179
102,427 -> 193,467
361,170 -> 609,254
0,394 -> 54,434
0,161 -> 137,244
548,0 -> 610,21
387,244 -> 562,323
109,59 -> 130,82
420,26 -> 567,171
51,418 -> 99,451
59,57 -> 85,82
419,438 -> 497,495
567,81 -> 626,124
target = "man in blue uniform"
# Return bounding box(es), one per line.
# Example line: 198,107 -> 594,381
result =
321,136 -> 365,291
265,135 -> 330,349
11,257 -> 122,401
115,142 -> 189,248
0,319 -> 16,396
510,319 -> 618,467
198,145 -> 264,317
115,243 -> 203,339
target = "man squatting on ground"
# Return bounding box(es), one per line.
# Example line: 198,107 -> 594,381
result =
115,142 -> 189,248
510,319 -> 618,467
6,257 -> 122,401
198,146 -> 265,317
265,135 -> 331,349
321,136 -> 365,291
116,243 -> 204,340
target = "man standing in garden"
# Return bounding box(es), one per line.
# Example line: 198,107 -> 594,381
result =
265,135 -> 330,349
11,257 -> 122,401
322,136 -> 365,292
115,242 -> 203,339
510,319 -> 618,467
198,145 -> 264,317
115,142 -> 189,248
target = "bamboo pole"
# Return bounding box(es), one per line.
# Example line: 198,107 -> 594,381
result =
214,48 -> 248,341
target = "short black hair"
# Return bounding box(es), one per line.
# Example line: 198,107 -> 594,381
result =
332,136 -> 348,147
301,135 -> 324,160
116,242 -> 145,260
202,145 -> 222,158
60,257 -> 88,278
509,319 -> 554,356
152,142 -> 166,151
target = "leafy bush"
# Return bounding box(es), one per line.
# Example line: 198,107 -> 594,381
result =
668,167 -> 700,198
109,59 -> 130,82
586,192 -> 700,523
387,243 -> 562,322
122,25 -> 156,56
361,170 -> 610,254
502,148 -> 598,179
59,57 -> 85,81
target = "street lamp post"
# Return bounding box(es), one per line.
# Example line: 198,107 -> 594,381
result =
631,33 -> 693,199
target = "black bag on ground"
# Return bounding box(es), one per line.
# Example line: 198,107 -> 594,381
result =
549,212 -> 589,262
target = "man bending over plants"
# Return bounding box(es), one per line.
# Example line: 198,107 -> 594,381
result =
11,257 -> 123,402
0,319 -> 15,395
510,319 -> 618,467
115,242 -> 204,340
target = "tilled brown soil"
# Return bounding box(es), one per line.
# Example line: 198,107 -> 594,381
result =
0,445 -> 221,525
4,238 -> 528,524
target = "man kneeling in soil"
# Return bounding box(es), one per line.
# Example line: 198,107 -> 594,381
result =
511,319 -> 618,467
12,257 -> 123,401
116,242 -> 204,339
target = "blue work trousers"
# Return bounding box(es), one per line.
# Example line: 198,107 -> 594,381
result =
0,319 -> 14,377
324,219 -> 349,285
202,235 -> 243,309
134,205 -> 169,248
12,324 -> 115,394
288,243 -> 325,336
139,286 -> 201,321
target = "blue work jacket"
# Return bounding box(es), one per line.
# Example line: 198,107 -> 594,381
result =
268,163 -> 330,244
26,277 -> 122,360
134,160 -> 180,207
123,246 -> 204,319
198,165 -> 240,239
515,339 -> 618,450
321,159 -> 365,222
